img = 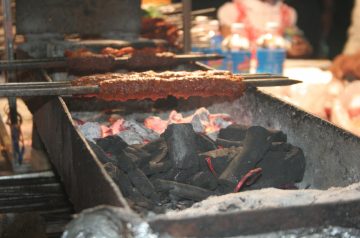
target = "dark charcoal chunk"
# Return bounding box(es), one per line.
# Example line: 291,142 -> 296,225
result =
141,138 -> 168,163
124,146 -> 152,166
141,160 -> 173,176
140,138 -> 165,154
199,147 -> 243,175
270,142 -> 292,151
127,188 -> 155,210
218,124 -> 248,141
163,124 -> 200,170
195,133 -> 217,153
164,167 -> 199,183
87,141 -> 117,164
103,162 -> 133,197
216,138 -> 243,148
219,126 -> 273,191
153,179 -> 216,201
95,135 -> 128,156
250,146 -> 306,190
190,171 -> 218,190
268,129 -> 287,142
128,168 -> 158,199
114,151 -> 136,172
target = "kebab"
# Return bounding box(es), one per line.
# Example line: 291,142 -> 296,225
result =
0,70 -> 301,100
0,47 -> 223,73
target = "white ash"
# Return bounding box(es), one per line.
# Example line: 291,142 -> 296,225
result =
78,122 -> 102,142
117,120 -> 160,145
161,182 -> 360,219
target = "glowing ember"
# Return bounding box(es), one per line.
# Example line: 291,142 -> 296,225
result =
76,108 -> 233,144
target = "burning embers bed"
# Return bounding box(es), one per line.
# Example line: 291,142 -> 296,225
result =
74,108 -> 305,214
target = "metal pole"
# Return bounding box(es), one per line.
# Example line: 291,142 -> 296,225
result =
2,0 -> 22,165
182,0 -> 192,53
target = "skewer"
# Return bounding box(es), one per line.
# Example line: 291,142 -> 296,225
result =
0,54 -> 224,71
0,76 -> 301,98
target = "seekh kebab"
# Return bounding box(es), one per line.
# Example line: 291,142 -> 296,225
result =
72,70 -> 245,101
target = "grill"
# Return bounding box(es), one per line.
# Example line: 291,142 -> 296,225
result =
2,0 -> 360,237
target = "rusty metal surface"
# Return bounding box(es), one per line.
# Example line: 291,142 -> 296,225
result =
32,97 -> 130,212
148,200 -> 360,237
16,0 -> 141,39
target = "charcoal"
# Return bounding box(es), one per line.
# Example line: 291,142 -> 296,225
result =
114,151 -> 136,172
127,188 -> 155,210
218,124 -> 249,141
249,146 -> 306,190
190,171 -> 218,190
195,133 -> 217,153
103,162 -> 133,196
140,138 -> 165,153
141,160 -> 173,176
163,167 -> 199,183
141,138 -> 168,163
268,129 -> 287,142
216,138 -> 243,148
200,147 -> 243,159
163,124 -> 200,170
218,124 -> 287,143
270,142 -> 292,151
124,146 -> 152,166
152,179 -> 216,201
87,141 -> 117,164
219,126 -> 273,190
128,168 -> 158,200
95,135 -> 128,156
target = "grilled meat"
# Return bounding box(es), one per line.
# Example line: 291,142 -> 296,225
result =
72,70 -> 245,101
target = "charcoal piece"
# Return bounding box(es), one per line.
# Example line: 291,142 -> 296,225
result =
195,133 -> 217,153
250,146 -> 306,190
95,135 -> 128,156
268,129 -> 287,142
114,151 -> 136,172
128,168 -> 157,199
103,162 -> 133,197
216,138 -> 243,148
200,147 -> 243,159
218,124 -> 249,141
128,188 -> 155,210
199,147 -> 243,175
88,141 -> 117,164
163,124 -> 200,170
152,179 -> 216,201
190,171 -> 218,190
124,146 -> 152,166
270,142 -> 292,151
141,160 -> 173,176
218,124 -> 287,143
219,126 -> 273,190
141,138 -> 168,163
140,138 -> 165,153
165,168 -> 198,183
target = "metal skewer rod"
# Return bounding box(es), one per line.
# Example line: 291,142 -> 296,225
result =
0,77 -> 301,98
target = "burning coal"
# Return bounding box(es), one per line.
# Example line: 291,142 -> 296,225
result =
74,107 -> 305,215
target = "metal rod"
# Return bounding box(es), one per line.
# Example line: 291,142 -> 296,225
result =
182,0 -> 192,53
2,0 -> 21,164
0,57 -> 67,71
245,78 -> 302,87
0,86 -> 100,97
0,81 -> 71,89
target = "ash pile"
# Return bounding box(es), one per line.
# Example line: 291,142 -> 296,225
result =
74,108 -> 306,215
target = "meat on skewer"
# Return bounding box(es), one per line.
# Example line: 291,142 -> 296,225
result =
72,70 -> 245,101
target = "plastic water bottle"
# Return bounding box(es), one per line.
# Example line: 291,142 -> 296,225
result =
191,16 -> 210,53
222,23 -> 251,73
256,22 -> 286,74
205,20 -> 226,70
